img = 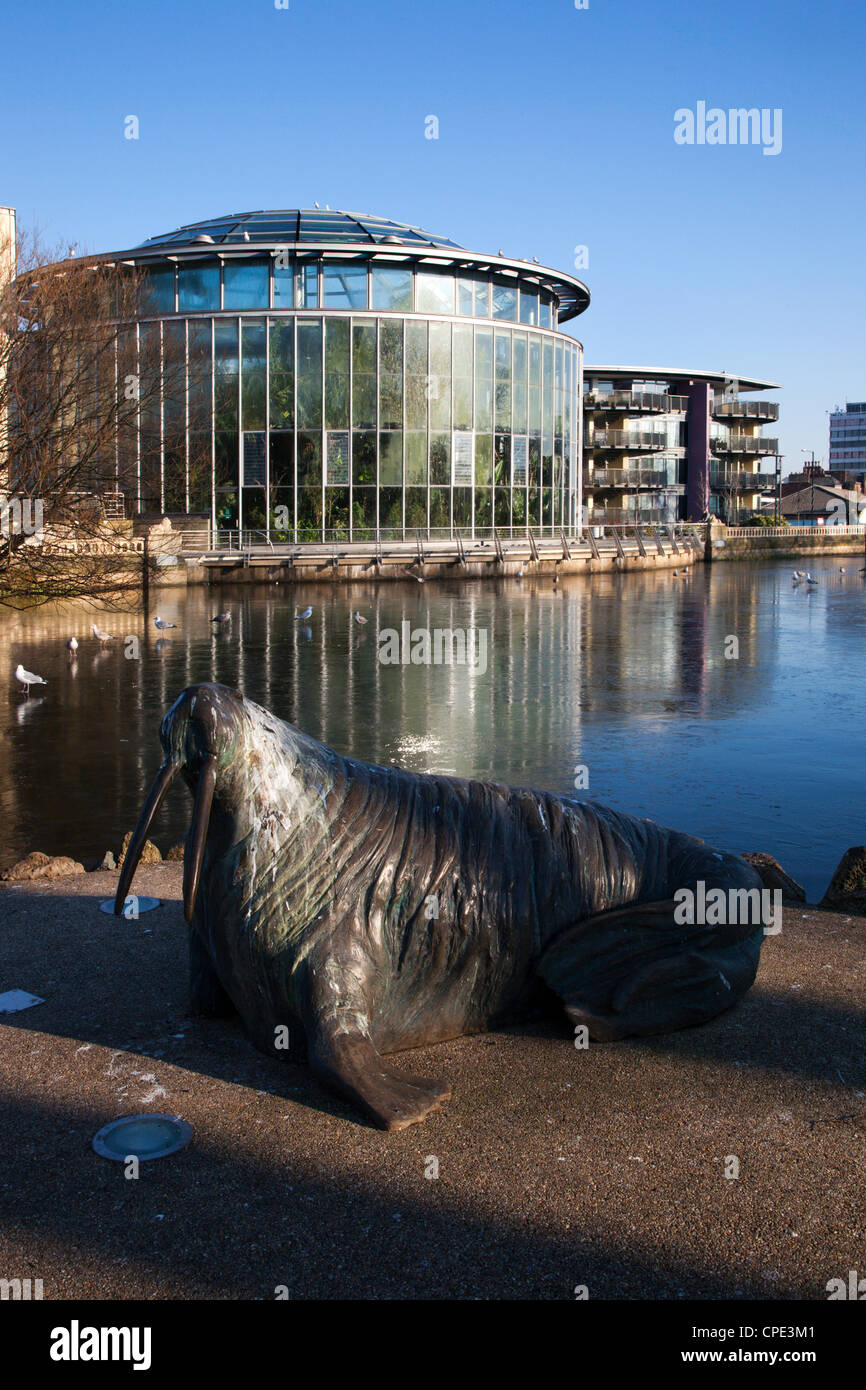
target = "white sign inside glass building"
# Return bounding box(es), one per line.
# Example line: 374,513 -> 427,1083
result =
452,432 -> 474,486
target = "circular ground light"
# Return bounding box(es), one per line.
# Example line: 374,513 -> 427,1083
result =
93,1113 -> 193,1162
100,895 -> 161,915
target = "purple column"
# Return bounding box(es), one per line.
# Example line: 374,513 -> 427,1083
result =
684,382 -> 711,521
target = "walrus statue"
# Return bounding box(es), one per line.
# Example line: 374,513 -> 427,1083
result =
116,683 -> 767,1130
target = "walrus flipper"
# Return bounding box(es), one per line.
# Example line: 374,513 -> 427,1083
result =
298,950 -> 451,1132
536,899 -> 763,1043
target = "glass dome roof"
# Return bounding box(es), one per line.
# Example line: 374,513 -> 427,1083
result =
136,209 -> 466,252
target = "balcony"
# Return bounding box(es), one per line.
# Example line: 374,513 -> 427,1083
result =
712,398 -> 779,423
587,507 -> 671,526
711,434 -> 779,456
710,470 -> 778,492
586,468 -> 670,489
584,389 -> 688,415
589,429 -> 668,452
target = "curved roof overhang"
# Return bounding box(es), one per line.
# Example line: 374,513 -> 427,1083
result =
585,365 -> 780,392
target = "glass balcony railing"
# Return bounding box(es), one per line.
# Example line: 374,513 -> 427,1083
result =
586,468 -> 671,489
589,429 -> 668,451
584,389 -> 688,414
587,507 -> 670,525
711,434 -> 779,456
709,470 -> 778,491
712,398 -> 779,423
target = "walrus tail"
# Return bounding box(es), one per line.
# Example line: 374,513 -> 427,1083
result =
536,897 -> 764,1042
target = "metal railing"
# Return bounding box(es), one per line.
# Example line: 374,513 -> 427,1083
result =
710,470 -> 778,491
587,468 -> 671,489
712,399 -> 779,422
584,390 -> 688,414
587,508 -> 671,526
711,434 -> 779,456
723,523 -> 866,538
589,430 -> 668,451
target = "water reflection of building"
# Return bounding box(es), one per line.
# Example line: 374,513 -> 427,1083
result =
0,573 -> 779,868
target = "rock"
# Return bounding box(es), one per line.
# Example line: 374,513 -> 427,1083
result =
91,850 -> 117,872
820,846 -> 866,916
165,842 -> 185,862
741,852 -> 806,905
0,851 -> 85,882
117,832 -> 162,867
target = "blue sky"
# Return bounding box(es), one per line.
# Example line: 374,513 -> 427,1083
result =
4,0 -> 864,469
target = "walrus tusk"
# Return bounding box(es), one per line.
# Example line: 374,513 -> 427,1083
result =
114,759 -> 180,913
183,755 -> 217,923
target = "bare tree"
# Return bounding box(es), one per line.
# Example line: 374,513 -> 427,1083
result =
0,229 -> 187,607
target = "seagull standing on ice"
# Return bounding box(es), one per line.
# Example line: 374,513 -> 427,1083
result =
211,612 -> 232,625
66,637 -> 78,654
295,606 -> 313,621
154,616 -> 177,630
14,664 -> 47,695
91,624 -> 113,643
352,611 -> 368,625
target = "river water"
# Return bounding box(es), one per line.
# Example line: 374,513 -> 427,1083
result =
1,558 -> 863,902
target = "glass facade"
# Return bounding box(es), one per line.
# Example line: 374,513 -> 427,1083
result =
132,255 -> 582,539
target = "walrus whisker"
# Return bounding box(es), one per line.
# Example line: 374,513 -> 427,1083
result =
114,759 -> 180,913
183,755 -> 217,923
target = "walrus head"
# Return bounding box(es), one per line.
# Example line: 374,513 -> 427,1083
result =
115,683 -> 249,923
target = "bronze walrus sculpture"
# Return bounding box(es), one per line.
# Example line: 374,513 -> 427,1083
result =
116,683 -> 766,1131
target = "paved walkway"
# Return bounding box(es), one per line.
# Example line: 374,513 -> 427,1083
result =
1,865 -> 863,1299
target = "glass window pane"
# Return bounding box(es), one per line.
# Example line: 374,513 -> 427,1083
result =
145,266 -> 175,313
379,432 -> 403,485
269,321 -> 294,372
223,260 -> 269,310
353,321 -> 376,373
273,259 -> 293,309
416,271 -> 455,314
519,286 -> 538,325
405,320 -> 427,375
298,263 -> 319,308
178,261 -> 220,312
405,432 -> 427,485
492,278 -> 518,321
370,265 -> 413,311
322,262 -> 368,309
325,317 -> 350,373
242,320 -> 267,369
475,328 -> 493,379
379,318 -> 403,374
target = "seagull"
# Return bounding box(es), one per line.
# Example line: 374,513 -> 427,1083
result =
66,637 -> 78,654
352,611 -> 368,625
806,574 -> 818,585
15,663 -> 47,695
516,564 -> 524,579
91,623 -> 113,643
295,605 -> 313,621
673,570 -> 679,577
793,570 -> 806,579
211,612 -> 232,624
839,567 -> 846,574
154,616 -> 177,630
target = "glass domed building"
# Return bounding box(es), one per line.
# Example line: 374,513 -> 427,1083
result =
112,209 -> 589,543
